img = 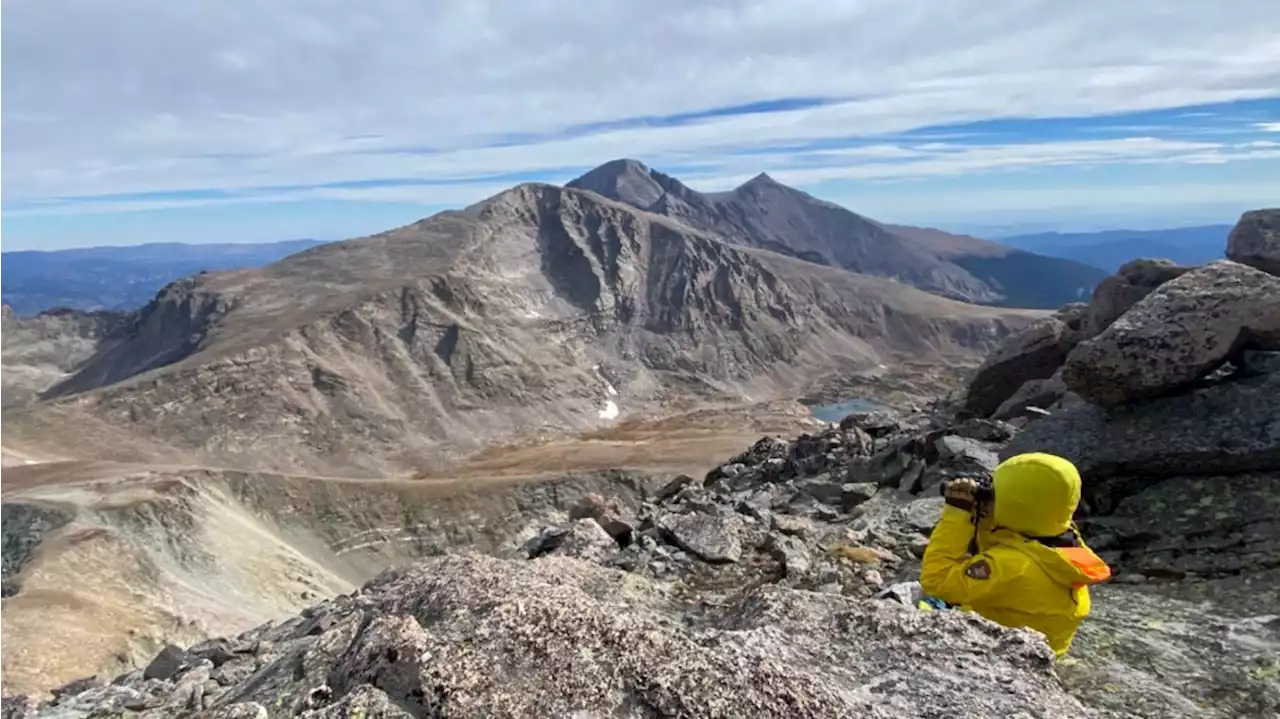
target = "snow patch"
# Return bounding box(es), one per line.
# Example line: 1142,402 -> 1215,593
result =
598,400 -> 620,420
606,382 -> 618,397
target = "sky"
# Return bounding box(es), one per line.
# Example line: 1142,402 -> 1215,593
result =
3,0 -> 1279,251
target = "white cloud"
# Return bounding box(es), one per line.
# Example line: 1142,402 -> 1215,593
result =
2,0 -> 1279,210
1256,123 -> 1280,132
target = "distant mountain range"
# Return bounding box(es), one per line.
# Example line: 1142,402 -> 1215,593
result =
997,225 -> 1232,273
3,166 -> 1112,318
1,239 -> 326,316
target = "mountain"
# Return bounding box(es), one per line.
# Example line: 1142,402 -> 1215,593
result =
2,182 -> 1037,476
1,305 -> 130,409
0,239 -> 327,316
997,225 -> 1232,273
567,159 -> 1108,308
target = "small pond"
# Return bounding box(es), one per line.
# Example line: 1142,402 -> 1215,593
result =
807,397 -> 883,423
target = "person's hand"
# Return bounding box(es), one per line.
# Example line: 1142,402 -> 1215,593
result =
944,477 -> 978,512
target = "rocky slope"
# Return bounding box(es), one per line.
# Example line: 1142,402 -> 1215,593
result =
2,183 -> 1034,476
568,159 -> 1108,308
0,305 -> 130,410
8,392 -> 1277,717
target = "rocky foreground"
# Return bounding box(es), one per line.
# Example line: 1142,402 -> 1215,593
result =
5,211 -> 1280,717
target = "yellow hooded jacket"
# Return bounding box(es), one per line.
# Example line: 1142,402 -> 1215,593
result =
920,453 -> 1111,656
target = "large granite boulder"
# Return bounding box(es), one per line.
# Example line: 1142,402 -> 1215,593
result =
1227,208 -> 1280,276
962,312 -> 1077,418
1003,372 -> 1280,508
1062,260 -> 1280,407
1086,258 -> 1191,337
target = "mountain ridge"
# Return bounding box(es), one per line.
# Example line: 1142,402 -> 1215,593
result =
567,159 -> 1108,308
4,181 -> 1039,476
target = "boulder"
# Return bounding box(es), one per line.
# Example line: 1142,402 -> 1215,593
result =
1226,208 -> 1280,276
1063,261 -> 1280,406
1087,258 -> 1191,336
838,411 -> 901,438
143,645 -> 188,681
556,519 -> 621,564
1003,372 -> 1280,508
655,511 -> 743,563
766,532 -> 812,576
962,316 -> 1074,417
902,497 -> 946,534
0,697 -> 38,719
993,369 -> 1067,420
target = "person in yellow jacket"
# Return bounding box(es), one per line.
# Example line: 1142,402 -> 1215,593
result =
920,452 -> 1111,656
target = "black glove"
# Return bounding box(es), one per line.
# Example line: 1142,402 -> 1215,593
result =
944,477 -> 978,512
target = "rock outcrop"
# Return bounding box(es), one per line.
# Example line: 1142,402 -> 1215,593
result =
0,306 -> 130,408
16,553 -> 1087,718
1004,371 -> 1280,508
962,303 -> 1087,417
1062,260 -> 1280,406
1227,208 -> 1280,276
1085,258 -> 1190,336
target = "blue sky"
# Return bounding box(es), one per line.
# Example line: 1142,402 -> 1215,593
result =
4,1 -> 1279,250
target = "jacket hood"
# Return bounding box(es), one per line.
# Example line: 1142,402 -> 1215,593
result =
992,453 -> 1081,537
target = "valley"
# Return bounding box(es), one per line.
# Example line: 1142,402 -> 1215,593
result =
1,161 -> 1276,717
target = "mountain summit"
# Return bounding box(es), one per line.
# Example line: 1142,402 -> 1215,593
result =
568,160 -> 1108,308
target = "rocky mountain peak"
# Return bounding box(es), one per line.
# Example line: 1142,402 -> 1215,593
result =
566,158 -> 675,210
738,171 -> 786,191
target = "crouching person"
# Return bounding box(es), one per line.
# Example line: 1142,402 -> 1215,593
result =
920,452 -> 1111,656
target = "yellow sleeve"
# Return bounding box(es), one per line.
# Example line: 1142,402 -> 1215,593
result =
920,506 -> 1016,606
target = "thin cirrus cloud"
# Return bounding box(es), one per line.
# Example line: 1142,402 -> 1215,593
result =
2,0 -> 1280,245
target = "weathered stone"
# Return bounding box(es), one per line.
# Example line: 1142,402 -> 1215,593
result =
766,532 -> 811,576
897,460 -> 925,494
1087,258 -> 1192,336
655,511 -> 743,563
50,676 -> 104,699
1003,372 -> 1280,503
1063,261 -> 1280,406
299,685 -> 411,718
1237,349 -> 1280,377
143,644 -> 188,681
934,435 -> 1000,473
963,316 -> 1073,417
839,482 -> 878,511
994,369 -> 1067,420
654,474 -> 695,502
1226,207 -> 1280,276
838,410 -> 901,438
902,497 -> 946,534
188,637 -> 238,667
520,525 -> 570,558
0,696 -> 38,719
797,474 -> 844,505
771,514 -> 810,537
554,519 -> 620,564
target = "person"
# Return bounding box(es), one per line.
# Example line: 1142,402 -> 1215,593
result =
920,452 -> 1111,656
